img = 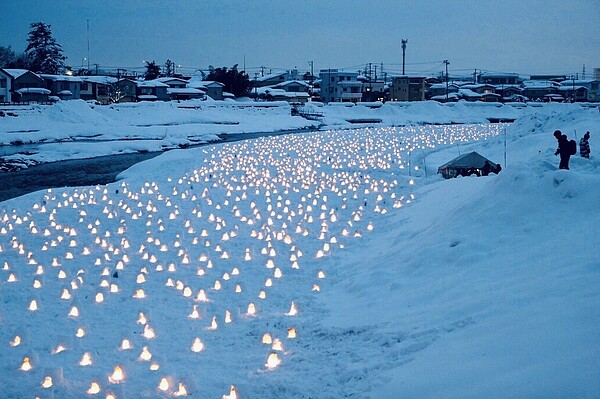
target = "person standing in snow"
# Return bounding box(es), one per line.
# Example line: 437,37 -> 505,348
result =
554,130 -> 571,170
579,131 -> 590,158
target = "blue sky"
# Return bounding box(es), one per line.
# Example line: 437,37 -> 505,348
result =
1,0 -> 599,78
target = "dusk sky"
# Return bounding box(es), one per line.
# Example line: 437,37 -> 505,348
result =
1,0 -> 599,78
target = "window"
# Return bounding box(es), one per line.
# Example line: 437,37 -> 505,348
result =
81,83 -> 89,91
0,79 -> 6,88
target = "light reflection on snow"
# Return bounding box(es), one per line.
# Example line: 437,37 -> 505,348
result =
0,124 -> 500,397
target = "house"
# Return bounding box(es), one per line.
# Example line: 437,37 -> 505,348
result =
257,87 -> 310,103
427,82 -> 459,99
137,80 -> 170,101
204,81 -> 225,100
168,87 -> 205,101
457,88 -> 483,101
156,77 -> 189,89
40,74 -> 83,100
559,79 -> 599,102
459,84 -> 496,95
389,76 -> 426,101
358,77 -> 387,102
556,85 -> 588,102
319,69 -> 362,103
521,80 -> 559,101
479,72 -> 523,85
273,80 -> 309,93
79,76 -> 118,104
254,71 -> 290,88
113,79 -> 138,103
0,69 -> 47,102
438,151 -> 501,179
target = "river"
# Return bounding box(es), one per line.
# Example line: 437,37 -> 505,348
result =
0,130 -> 315,203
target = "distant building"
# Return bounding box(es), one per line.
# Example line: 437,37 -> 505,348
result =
319,69 -> 362,103
0,69 -> 47,102
479,73 -> 523,85
79,76 -> 118,104
389,76 -> 426,101
559,79 -> 599,102
40,74 -> 83,100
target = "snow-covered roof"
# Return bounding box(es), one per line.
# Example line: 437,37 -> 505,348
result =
274,80 -> 309,89
15,87 -> 51,94
40,74 -> 83,82
458,89 -> 481,98
256,71 -> 287,82
438,151 -> 497,170
202,80 -> 225,88
138,94 -> 158,100
187,81 -> 207,89
521,80 -> 559,89
58,90 -> 73,95
460,84 -> 495,90
79,76 -> 118,85
1,69 -> 32,79
167,88 -> 205,95
156,77 -> 189,84
137,80 -> 169,88
223,92 -> 235,98
557,86 -> 587,92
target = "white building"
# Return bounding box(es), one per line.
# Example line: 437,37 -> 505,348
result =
319,69 -> 362,103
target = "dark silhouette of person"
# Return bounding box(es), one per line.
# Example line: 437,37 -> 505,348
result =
580,131 -> 590,159
554,130 -> 571,170
482,161 -> 492,176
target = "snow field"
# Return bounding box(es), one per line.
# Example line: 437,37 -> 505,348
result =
1,110 -> 599,398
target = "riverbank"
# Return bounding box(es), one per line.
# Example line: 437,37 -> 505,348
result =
0,128 -> 319,202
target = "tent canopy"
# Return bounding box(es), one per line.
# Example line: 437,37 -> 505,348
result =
438,151 -> 500,178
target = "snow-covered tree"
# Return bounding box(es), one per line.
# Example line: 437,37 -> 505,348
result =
25,22 -> 66,74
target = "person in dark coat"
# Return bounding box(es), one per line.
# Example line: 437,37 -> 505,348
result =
580,131 -> 590,158
554,130 -> 571,170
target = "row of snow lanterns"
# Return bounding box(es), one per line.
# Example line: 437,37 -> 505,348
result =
2,125 -> 492,397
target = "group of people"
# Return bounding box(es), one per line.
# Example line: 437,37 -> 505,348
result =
554,129 -> 591,170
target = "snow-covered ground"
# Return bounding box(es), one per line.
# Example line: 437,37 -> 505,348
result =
1,99 -> 593,169
0,102 -> 599,398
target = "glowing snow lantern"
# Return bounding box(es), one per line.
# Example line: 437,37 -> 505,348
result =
95,292 -> 104,303
41,376 -> 53,388
265,352 -> 281,370
80,352 -> 93,366
150,362 -> 160,371
174,381 -> 188,397
20,356 -> 32,371
28,299 -> 38,311
120,339 -> 132,350
10,335 -> 21,347
235,284 -> 242,293
287,327 -> 297,339
189,305 -> 201,319
68,306 -> 80,318
76,327 -> 86,338
225,310 -> 232,324
87,381 -> 101,395
139,346 -> 152,361
196,290 -> 208,302
259,290 -> 266,299
222,385 -> 238,399
191,338 -> 205,352
109,365 -> 125,383
247,303 -> 256,316
286,302 -> 298,316
52,344 -> 67,354
143,324 -> 156,339
158,377 -> 170,392
207,316 -> 218,330
133,289 -> 146,299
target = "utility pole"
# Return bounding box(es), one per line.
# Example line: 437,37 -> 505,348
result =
401,39 -> 408,75
86,19 -> 90,71
473,68 -> 477,83
444,60 -> 450,101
